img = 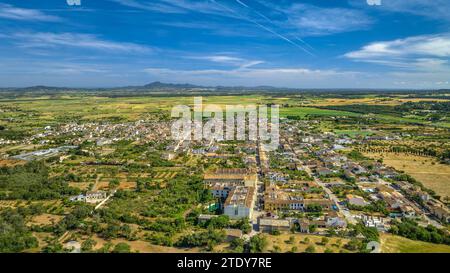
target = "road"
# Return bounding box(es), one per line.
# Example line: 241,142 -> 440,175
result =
314,175 -> 357,225
245,140 -> 267,239
285,137 -> 358,225
94,190 -> 116,210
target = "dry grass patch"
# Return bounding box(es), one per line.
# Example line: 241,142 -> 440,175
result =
0,159 -> 26,167
381,234 -> 450,253
264,233 -> 351,253
27,213 -> 63,227
90,235 -> 201,253
69,182 -> 91,190
364,152 -> 450,199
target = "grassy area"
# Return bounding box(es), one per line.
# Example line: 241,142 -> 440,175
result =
334,130 -> 373,137
381,234 -> 450,253
280,107 -> 360,118
364,152 -> 450,199
309,97 -> 450,107
90,235 -> 201,253
263,233 -> 352,253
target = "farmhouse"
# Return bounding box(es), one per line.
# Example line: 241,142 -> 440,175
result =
85,191 -> 107,203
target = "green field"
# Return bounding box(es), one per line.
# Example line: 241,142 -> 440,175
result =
334,130 -> 373,137
280,107 -> 361,118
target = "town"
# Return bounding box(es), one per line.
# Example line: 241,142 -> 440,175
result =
1,91 -> 449,253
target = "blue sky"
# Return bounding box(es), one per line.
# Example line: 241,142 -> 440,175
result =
0,0 -> 449,88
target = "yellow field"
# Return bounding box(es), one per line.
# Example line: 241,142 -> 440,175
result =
153,171 -> 178,179
310,97 -> 450,106
263,233 -> 351,253
0,159 -> 26,167
68,182 -> 91,190
364,152 -> 450,199
27,214 -> 63,227
91,235 -> 200,253
381,234 -> 450,253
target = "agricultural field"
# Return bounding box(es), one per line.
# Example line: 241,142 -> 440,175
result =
0,91 -> 449,254
263,234 -> 353,253
280,107 -> 360,118
380,234 -> 450,253
364,153 -> 450,200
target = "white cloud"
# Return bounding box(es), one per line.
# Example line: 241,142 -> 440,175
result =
345,34 -> 450,72
110,0 -> 185,13
286,4 -> 373,36
346,34 -> 450,59
142,66 -> 364,88
142,65 -> 450,89
111,0 -> 233,17
186,55 -> 264,68
194,55 -> 246,64
7,32 -> 151,53
0,3 -> 61,22
376,0 -> 450,22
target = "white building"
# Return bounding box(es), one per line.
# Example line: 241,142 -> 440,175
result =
85,191 -> 107,203
223,186 -> 255,219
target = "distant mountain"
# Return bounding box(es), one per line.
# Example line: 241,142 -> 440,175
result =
5,85 -> 75,92
0,82 -> 281,92
141,81 -> 205,89
0,82 -> 448,95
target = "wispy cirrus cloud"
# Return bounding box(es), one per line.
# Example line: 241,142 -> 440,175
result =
350,0 -> 450,22
286,3 -> 373,36
110,0 -> 185,13
5,32 -> 152,53
0,3 -> 61,22
186,54 -> 264,68
155,20 -> 270,38
111,0 -> 233,17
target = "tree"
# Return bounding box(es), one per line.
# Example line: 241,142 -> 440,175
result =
389,219 -> 449,245
301,237 -> 310,244
113,242 -> 131,253
305,245 -> 316,253
344,238 -> 363,251
321,237 -> 329,246
97,242 -> 113,253
234,218 -> 251,234
287,236 -> 295,244
176,230 -> 225,248
42,241 -> 64,253
109,178 -> 120,188
230,238 -> 245,253
249,235 -> 267,253
207,215 -> 230,229
272,245 -> 281,253
0,209 -> 39,252
81,238 -> 97,252
324,248 -> 334,253
326,227 -> 337,237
